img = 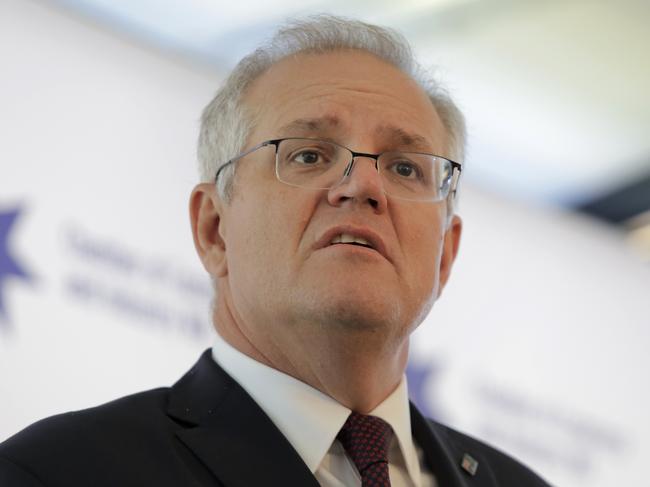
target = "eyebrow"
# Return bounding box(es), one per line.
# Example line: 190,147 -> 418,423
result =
375,125 -> 433,153
278,117 -> 434,152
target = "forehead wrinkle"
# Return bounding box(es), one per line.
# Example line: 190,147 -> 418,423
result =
278,116 -> 341,136
256,79 -> 443,153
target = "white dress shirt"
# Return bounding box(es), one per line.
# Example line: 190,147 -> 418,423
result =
211,333 -> 437,486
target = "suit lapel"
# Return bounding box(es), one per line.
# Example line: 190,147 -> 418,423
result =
168,351 -> 500,487
410,403 -> 498,487
168,350 -> 319,487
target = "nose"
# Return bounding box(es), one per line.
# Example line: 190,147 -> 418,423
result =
326,156 -> 388,212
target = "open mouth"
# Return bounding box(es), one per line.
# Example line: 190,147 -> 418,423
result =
329,233 -> 375,250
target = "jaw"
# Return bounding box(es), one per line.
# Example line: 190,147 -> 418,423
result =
297,326 -> 412,413
213,271 -> 412,413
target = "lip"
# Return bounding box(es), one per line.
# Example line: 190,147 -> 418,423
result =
314,225 -> 391,262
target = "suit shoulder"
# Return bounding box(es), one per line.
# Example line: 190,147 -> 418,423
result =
430,420 -> 551,486
0,455 -> 46,487
0,387 -> 171,464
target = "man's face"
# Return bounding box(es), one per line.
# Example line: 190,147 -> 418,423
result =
216,50 -> 460,346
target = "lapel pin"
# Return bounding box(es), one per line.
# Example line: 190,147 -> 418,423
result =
461,453 -> 479,476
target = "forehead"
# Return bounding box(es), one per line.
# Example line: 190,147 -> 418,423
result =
243,50 -> 447,153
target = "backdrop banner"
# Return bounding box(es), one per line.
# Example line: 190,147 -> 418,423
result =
2,2 -> 649,486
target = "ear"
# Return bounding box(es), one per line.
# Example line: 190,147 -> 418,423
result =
189,183 -> 228,277
437,214 -> 462,296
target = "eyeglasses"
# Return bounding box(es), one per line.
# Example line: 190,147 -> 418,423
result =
215,137 -> 462,202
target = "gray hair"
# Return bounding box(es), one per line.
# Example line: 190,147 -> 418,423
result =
197,15 -> 466,207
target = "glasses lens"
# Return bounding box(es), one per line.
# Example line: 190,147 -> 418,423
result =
378,153 -> 452,201
274,138 -> 455,202
276,138 -> 349,189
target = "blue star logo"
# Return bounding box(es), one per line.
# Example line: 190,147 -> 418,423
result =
0,207 -> 32,328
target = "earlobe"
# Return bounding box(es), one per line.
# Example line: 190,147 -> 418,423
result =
437,215 -> 462,296
189,183 -> 228,277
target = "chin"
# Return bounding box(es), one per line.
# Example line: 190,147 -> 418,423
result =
293,283 -> 407,334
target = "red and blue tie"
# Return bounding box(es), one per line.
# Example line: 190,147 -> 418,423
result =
337,412 -> 394,487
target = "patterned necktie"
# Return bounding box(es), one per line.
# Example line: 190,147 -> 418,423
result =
337,412 -> 394,487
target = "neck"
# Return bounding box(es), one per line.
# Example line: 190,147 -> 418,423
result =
213,285 -> 410,413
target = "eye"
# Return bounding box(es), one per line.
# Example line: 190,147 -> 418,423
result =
391,160 -> 421,179
292,149 -> 324,165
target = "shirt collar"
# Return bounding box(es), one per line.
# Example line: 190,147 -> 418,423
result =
369,375 -> 423,484
211,333 -> 421,482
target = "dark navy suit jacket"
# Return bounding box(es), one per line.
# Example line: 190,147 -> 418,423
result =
0,350 -> 550,486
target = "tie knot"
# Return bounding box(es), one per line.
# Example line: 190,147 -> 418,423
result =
337,413 -> 393,475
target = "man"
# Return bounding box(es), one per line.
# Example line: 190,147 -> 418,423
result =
0,15 -> 549,487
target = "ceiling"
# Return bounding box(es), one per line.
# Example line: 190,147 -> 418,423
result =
46,0 -> 650,237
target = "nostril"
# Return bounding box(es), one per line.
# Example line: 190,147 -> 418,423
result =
368,198 -> 379,209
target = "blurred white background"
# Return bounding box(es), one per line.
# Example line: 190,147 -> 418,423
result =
1,1 -> 649,486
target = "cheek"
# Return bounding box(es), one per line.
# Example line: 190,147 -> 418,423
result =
397,212 -> 445,291
227,188 -> 314,280
412,235 -> 442,290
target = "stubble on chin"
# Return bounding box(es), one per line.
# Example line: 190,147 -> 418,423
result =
290,284 -> 408,338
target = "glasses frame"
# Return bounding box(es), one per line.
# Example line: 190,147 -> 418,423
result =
214,137 -> 463,202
